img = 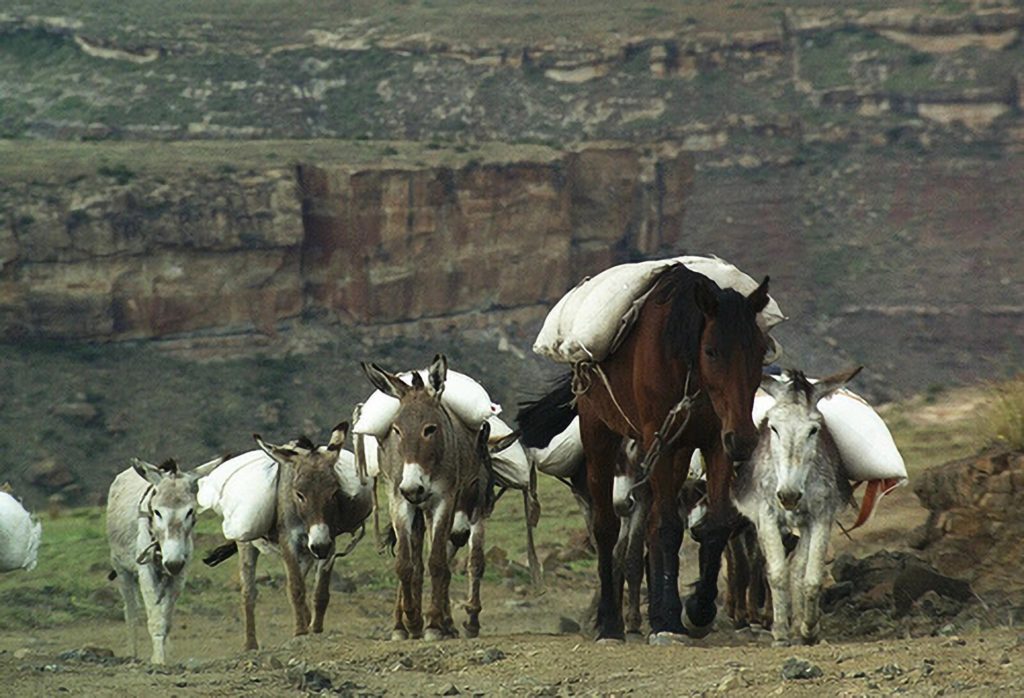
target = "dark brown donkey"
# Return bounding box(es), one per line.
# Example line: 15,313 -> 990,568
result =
205,423 -> 373,649
520,264 -> 770,641
362,355 -> 493,641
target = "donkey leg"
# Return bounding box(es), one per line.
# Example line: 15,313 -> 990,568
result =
463,519 -> 485,638
623,505 -> 646,636
238,542 -> 260,651
582,415 -> 625,642
281,544 -> 311,636
311,551 -> 336,634
138,568 -> 177,664
683,448 -> 734,637
797,522 -> 829,645
788,533 -> 811,632
424,502 -> 457,641
758,515 -> 792,646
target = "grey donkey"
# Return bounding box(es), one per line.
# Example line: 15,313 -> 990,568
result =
362,354 -> 494,641
107,455 -> 225,664
731,367 -> 860,646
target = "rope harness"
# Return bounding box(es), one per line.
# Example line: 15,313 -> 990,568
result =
135,484 -> 162,567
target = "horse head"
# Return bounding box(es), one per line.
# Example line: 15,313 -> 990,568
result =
758,367 -> 862,510
362,354 -> 451,507
132,455 -> 224,575
254,422 -> 349,560
694,275 -> 772,463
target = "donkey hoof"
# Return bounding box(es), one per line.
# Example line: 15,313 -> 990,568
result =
772,638 -> 791,648
596,636 -> 626,646
423,628 -> 447,642
462,622 -> 480,639
390,629 -> 409,641
648,631 -> 688,646
682,614 -> 713,639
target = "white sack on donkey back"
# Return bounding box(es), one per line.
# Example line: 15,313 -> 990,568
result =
526,416 -> 584,479
486,416 -> 531,489
197,450 -> 278,542
753,385 -> 907,484
353,369 -> 501,437
0,491 -> 42,572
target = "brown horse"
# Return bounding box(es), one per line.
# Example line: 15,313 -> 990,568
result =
521,263 -> 770,640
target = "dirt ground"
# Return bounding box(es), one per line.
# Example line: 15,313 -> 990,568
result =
2,485 -> 1022,697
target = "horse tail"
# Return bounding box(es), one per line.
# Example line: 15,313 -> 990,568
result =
516,372 -> 576,448
203,541 -> 239,567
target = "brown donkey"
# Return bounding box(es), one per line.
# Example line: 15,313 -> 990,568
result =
362,354 -> 493,641
205,422 -> 373,649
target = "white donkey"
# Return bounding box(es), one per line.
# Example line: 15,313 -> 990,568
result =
107,455 -> 224,663
731,368 -> 859,646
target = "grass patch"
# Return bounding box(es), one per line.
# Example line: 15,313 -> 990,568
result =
976,374 -> 1024,452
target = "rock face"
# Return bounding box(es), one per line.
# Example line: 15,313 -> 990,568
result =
913,450 -> 1024,598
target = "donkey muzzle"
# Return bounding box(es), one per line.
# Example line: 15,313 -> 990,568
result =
776,489 -> 803,511
163,558 -> 186,575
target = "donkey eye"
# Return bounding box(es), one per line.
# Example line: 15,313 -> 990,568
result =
154,510 -> 163,519
770,425 -> 780,437
808,426 -> 819,437
295,491 -> 306,503
186,508 -> 195,519
391,425 -> 402,438
423,424 -> 437,438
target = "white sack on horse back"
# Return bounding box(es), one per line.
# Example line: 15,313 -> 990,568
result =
353,369 -> 501,437
486,416 -> 531,489
353,432 -> 381,480
527,416 -> 584,478
533,255 -> 784,364
197,450 -> 279,542
753,386 -> 907,483
0,491 -> 42,572
674,255 -> 787,331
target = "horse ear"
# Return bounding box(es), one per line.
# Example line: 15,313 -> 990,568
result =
327,421 -> 349,452
362,362 -> 409,399
427,354 -> 448,395
693,278 -> 719,316
746,276 -> 771,314
131,458 -> 164,486
253,434 -> 297,464
812,366 -> 863,403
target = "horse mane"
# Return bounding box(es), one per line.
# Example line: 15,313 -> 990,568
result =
653,264 -> 707,369
516,373 -> 576,448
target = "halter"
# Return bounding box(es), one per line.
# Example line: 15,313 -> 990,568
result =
135,485 -> 163,568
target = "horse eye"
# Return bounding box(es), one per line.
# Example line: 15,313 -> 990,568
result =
423,424 -> 437,438
704,347 -> 718,359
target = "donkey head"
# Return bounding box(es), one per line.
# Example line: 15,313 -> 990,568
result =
759,366 -> 862,510
254,422 -> 349,560
694,276 -> 771,462
362,354 -> 450,507
133,455 -> 224,575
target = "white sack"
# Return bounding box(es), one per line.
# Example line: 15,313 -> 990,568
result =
353,369 -> 500,437
486,416 -> 531,489
334,448 -> 372,498
753,387 -> 907,483
197,450 -> 279,542
527,416 -> 584,478
534,255 -> 785,365
353,432 -> 381,480
0,492 -> 41,572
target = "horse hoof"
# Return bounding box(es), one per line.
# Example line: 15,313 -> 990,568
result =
648,631 -> 688,646
390,629 -> 409,641
682,614 -> 713,639
596,637 -> 625,646
462,623 -> 480,639
772,638 -> 791,648
423,628 -> 446,642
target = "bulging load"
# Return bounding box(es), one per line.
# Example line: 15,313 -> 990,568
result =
353,369 -> 501,437
526,416 -> 584,478
533,255 -> 785,364
486,415 -> 531,490
0,491 -> 42,572
197,450 -> 278,542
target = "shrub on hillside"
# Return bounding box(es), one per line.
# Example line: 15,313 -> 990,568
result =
979,373 -> 1024,452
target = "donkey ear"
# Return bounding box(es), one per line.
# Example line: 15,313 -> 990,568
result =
812,366 -> 863,403
189,454 -> 228,481
362,362 -> 410,400
746,276 -> 770,314
759,372 -> 789,400
327,421 -> 349,452
427,354 -> 448,395
693,277 -> 719,317
253,434 -> 297,464
131,458 -> 164,486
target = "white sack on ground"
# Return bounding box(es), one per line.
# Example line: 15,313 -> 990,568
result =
0,491 -> 42,572
197,450 -> 278,542
527,416 -> 584,478
353,369 -> 500,437
533,255 -> 785,364
486,416 -> 531,490
753,386 -> 907,483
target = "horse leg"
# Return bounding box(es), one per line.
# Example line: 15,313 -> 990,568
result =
757,513 -> 792,646
114,566 -> 140,658
646,447 -> 689,637
798,522 -> 829,645
623,497 -> 647,635
425,501 -> 457,641
724,533 -> 749,630
463,518 -> 485,638
311,549 -> 336,634
239,542 -> 260,650
581,414 -> 625,642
